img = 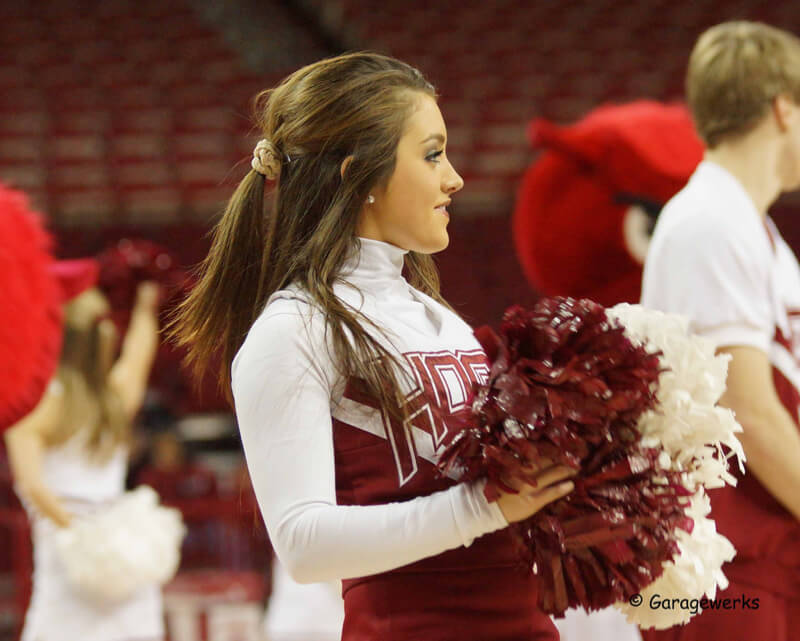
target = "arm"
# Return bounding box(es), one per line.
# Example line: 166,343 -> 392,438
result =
4,384 -> 72,527
643,211 -> 800,515
718,345 -> 800,521
108,282 -> 160,419
233,305 -> 572,584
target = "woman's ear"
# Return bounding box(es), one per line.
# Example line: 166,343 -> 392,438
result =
340,155 -> 354,180
773,94 -> 797,132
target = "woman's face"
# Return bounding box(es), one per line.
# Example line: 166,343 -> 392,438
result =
358,93 -> 464,254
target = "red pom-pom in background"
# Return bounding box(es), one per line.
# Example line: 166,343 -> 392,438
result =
0,185 -> 62,430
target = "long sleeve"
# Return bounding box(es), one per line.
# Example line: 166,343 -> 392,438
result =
231,299 -> 507,584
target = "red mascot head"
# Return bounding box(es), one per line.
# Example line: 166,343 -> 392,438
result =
513,100 -> 704,306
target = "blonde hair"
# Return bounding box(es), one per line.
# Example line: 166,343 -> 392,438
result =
687,21 -> 800,148
170,52 -> 446,422
51,288 -> 130,459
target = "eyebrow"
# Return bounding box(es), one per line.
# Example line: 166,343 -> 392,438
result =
420,133 -> 446,144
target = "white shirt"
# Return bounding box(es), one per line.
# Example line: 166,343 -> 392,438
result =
642,160 -> 800,399
231,238 -> 507,584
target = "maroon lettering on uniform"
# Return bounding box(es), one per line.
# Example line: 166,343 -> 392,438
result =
340,349 -> 488,485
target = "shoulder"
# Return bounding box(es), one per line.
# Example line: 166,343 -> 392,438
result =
651,193 -> 764,266
232,288 -> 331,383
231,289 -> 340,416
655,179 -> 726,238
251,290 -> 320,337
4,379 -> 65,441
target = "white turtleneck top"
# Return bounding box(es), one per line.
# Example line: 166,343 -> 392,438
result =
231,238 -> 507,584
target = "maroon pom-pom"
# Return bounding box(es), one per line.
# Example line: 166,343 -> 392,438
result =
438,298 -> 690,616
97,238 -> 189,318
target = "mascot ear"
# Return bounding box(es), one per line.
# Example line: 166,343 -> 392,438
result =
528,118 -> 557,146
528,118 -> 601,168
531,101 -> 704,202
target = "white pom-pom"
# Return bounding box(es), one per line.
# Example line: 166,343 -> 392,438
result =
55,486 -> 186,605
614,492 -> 736,629
605,304 -> 745,628
607,304 -> 745,486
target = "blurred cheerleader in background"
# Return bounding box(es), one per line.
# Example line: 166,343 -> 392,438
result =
4,277 -> 169,641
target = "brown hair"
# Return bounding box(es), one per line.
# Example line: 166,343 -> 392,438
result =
687,21 -> 800,148
169,52 -> 447,419
52,288 -> 129,459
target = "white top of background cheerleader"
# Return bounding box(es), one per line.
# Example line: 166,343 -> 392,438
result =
20,426 -> 174,641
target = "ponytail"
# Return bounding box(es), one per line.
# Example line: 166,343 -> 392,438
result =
168,170 -> 270,400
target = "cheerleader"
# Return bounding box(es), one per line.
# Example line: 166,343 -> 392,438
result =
5,279 -> 164,641
171,52 -> 576,640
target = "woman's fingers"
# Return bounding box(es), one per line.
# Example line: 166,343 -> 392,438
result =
523,458 -> 555,474
524,464 -> 577,493
529,480 -> 575,509
495,478 -> 576,523
502,462 -> 577,493
494,462 -> 577,523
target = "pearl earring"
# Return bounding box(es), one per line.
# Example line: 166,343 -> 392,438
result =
367,195 -> 375,204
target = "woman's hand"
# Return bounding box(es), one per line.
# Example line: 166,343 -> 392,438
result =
26,483 -> 72,528
134,281 -> 160,312
495,460 -> 577,524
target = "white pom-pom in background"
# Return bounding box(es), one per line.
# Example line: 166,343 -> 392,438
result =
55,486 -> 186,605
606,304 -> 744,630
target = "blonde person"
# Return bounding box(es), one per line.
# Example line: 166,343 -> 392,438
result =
641,21 -> 800,641
6,279 -> 163,641
171,52 -> 576,639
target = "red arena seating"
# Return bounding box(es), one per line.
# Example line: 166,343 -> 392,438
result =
300,0 -> 800,215
0,0 -> 287,225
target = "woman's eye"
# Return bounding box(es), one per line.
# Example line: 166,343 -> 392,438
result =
426,150 -> 444,163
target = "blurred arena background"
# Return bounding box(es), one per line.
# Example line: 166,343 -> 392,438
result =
2,1 -> 800,639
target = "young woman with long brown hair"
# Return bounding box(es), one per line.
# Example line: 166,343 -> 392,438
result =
172,52 -> 575,639
6,279 -> 164,641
